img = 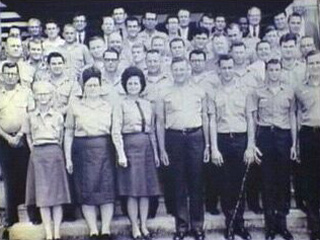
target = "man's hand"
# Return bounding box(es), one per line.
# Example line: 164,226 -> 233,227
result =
211,149 -> 223,166
160,149 -> 170,166
66,160 -> 73,174
118,154 -> 128,168
203,146 -> 210,163
290,146 -> 297,161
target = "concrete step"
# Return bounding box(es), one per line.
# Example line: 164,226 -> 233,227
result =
7,210 -> 307,240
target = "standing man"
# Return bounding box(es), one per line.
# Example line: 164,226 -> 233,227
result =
73,12 -> 88,45
156,57 -> 209,240
112,7 -> 128,38
209,55 -> 256,240
101,16 -> 115,49
247,6 -> 262,39
274,11 -> 289,38
295,50 -> 320,240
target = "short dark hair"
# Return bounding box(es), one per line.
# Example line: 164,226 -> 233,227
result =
288,12 -> 302,22
192,27 -> 209,38
189,49 -> 206,61
73,11 -> 86,19
171,57 -> 188,66
146,49 -> 160,55
263,25 -> 277,37
45,19 -> 59,27
218,54 -> 234,67
266,58 -> 282,69
82,66 -> 102,89
256,40 -> 271,51
166,15 -> 179,25
274,10 -> 287,19
125,16 -> 140,27
2,62 -> 19,75
47,52 -> 65,64
306,50 -> 320,63
280,33 -> 297,45
121,66 -> 146,94
200,13 -> 214,22
103,48 -> 120,60
88,36 -> 105,46
169,38 -> 185,48
231,41 -> 246,50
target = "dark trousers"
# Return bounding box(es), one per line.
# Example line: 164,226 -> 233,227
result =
218,133 -> 247,230
246,162 -> 262,210
0,137 -> 30,224
299,126 -> 320,233
165,128 -> 205,233
204,162 -> 222,212
256,126 -> 291,231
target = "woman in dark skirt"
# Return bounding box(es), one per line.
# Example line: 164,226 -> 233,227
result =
64,67 -> 117,240
112,66 -> 161,240
24,81 -> 71,240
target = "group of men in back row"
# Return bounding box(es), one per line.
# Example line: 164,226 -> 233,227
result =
0,3 -> 320,240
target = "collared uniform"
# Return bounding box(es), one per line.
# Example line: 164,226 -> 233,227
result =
249,84 -> 295,232
295,80 -> 320,234
281,60 -> 306,88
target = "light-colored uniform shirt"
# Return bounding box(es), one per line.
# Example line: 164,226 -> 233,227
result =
209,79 -> 252,133
42,37 -> 65,55
22,108 -> 64,145
295,80 -> 320,127
249,85 -> 295,129
190,70 -> 220,95
138,30 -> 168,50
101,70 -> 126,96
160,83 -> 206,130
280,60 -> 306,88
0,84 -> 34,134
65,98 -> 114,137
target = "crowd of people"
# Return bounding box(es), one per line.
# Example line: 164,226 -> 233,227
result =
0,3 -> 319,240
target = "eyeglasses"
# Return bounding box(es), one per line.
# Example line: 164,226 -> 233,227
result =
2,72 -> 19,77
104,58 -> 119,62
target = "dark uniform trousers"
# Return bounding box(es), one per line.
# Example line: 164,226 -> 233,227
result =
218,132 -> 247,230
299,126 -> 320,233
0,136 -> 30,225
204,162 -> 222,213
256,126 -> 291,231
165,128 -> 205,233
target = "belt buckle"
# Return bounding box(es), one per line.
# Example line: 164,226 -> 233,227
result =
229,132 -> 234,138
270,125 -> 274,131
181,128 -> 187,135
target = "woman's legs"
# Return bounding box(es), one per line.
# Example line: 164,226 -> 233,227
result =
127,197 -> 141,237
52,205 -> 63,239
100,203 -> 114,235
40,207 -> 53,240
82,205 -> 99,236
139,197 -> 150,235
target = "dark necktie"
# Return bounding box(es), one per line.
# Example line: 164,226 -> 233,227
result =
135,100 -> 146,133
253,26 -> 257,37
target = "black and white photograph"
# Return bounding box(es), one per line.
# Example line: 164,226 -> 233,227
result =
0,0 -> 319,239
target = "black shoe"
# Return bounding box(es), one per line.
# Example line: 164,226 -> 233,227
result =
100,233 -> 113,240
310,231 -> 320,240
265,230 -> 276,240
278,229 -> 293,240
234,227 -> 252,240
173,231 -> 186,240
192,230 -> 205,240
141,232 -> 153,240
89,234 -> 99,240
209,208 -> 220,215
32,219 -> 42,225
224,229 -> 235,240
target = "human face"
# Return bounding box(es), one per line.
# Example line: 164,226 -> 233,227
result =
35,91 -> 52,106
307,53 -> 320,77
29,42 -> 43,61
288,16 -> 302,35
212,36 -> 229,55
171,61 -> 188,83
132,46 -> 145,63
146,52 -> 161,74
167,18 -> 179,34
170,40 -> 185,58
2,66 -> 19,86
108,33 -> 123,53
281,40 -> 296,60
231,45 -> 246,65
28,19 -> 42,36
300,37 -> 316,57
274,13 -> 287,30
178,10 -> 190,28
101,17 -> 115,35
73,15 -> 87,32
219,59 -> 235,83
9,28 -> 21,38
238,17 -> 249,32
190,53 -> 206,74
126,76 -> 142,96
257,42 -> 271,62
113,8 -> 126,25
200,16 -> 214,32
49,56 -> 64,76
264,30 -> 279,47
143,12 -> 157,31
248,8 -> 261,26
63,26 -> 76,43
45,23 -> 59,40
193,33 -> 208,50
227,27 -> 242,44
215,17 -> 226,31
267,63 -> 281,82
151,38 -> 165,54
6,38 -> 23,58
126,20 -> 140,38
89,39 -> 105,59
84,77 -> 101,98
103,51 -> 119,72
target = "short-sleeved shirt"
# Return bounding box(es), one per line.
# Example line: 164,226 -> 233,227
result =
65,98 -> 114,137
160,83 -> 206,130
22,108 -> 64,145
0,84 -> 34,134
209,79 -> 252,133
189,71 -> 220,96
249,85 -> 295,129
101,70 -> 126,96
234,67 -> 261,90
280,60 -> 306,88
295,80 -> 320,127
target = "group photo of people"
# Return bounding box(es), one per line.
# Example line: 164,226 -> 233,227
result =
0,0 -> 319,240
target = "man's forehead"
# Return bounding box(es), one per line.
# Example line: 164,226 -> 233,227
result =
114,8 -> 125,14
145,12 -> 156,19
7,38 -> 22,45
